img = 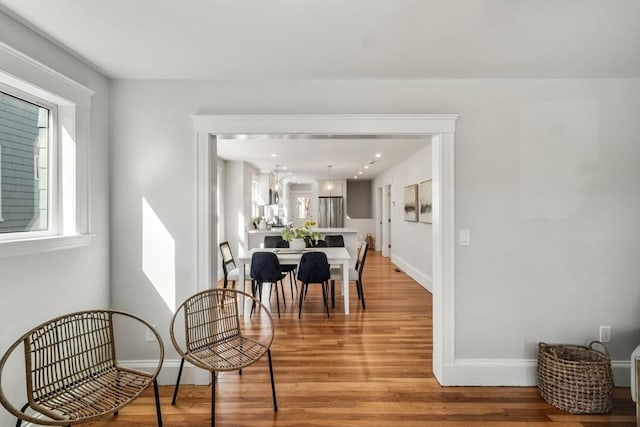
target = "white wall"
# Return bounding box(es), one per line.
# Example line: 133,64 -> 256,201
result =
0,11 -> 111,425
223,160 -> 256,261
374,143 -> 433,290
109,78 -> 640,385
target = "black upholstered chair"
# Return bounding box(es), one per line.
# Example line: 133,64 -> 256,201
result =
263,235 -> 282,248
250,251 -> 288,318
324,234 -> 345,247
296,251 -> 331,318
275,239 -> 298,298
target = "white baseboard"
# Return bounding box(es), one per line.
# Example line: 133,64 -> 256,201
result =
121,357 -> 632,388
390,255 -> 432,292
438,358 -> 631,387
120,359 -> 210,385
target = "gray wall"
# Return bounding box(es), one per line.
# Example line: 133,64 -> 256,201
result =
346,179 -> 372,219
109,78 -> 640,384
0,10 -> 111,426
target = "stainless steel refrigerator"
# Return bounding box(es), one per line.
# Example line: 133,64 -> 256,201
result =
318,196 -> 344,228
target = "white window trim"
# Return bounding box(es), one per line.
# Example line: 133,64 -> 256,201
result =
0,41 -> 95,258
0,145 -> 3,222
0,83 -> 58,240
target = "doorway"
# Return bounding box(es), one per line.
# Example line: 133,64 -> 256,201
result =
193,114 -> 457,385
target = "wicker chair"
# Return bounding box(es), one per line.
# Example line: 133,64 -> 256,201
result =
170,288 -> 277,427
0,310 -> 164,426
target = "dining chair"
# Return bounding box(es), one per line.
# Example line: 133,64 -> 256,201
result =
170,288 -> 277,427
297,251 -> 332,318
324,234 -> 345,273
275,239 -> 298,298
220,241 -> 251,289
0,310 -> 164,426
331,241 -> 369,309
251,251 -> 288,318
324,234 -> 345,247
263,235 -> 282,248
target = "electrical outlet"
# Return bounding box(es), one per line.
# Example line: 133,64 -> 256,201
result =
599,326 -> 611,343
145,325 -> 157,342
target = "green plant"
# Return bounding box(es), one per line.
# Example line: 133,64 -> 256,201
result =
282,224 -> 321,243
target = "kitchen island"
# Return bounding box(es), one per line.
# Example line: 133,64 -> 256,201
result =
247,228 -> 360,261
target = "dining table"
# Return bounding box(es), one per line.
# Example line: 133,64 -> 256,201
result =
237,247 -> 352,315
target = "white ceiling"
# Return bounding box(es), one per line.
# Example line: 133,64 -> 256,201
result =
1,0 -> 639,80
217,135 -> 430,180
1,0 -> 638,179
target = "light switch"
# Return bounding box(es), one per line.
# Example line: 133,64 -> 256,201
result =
459,229 -> 470,246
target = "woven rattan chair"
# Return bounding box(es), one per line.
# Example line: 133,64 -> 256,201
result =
0,310 -> 164,426
170,288 -> 277,427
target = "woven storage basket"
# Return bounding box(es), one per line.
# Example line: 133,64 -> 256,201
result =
537,341 -> 614,414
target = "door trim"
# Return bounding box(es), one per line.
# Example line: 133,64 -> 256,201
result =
192,114 -> 458,385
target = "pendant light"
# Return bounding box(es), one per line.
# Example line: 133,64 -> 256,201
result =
273,165 -> 281,192
325,165 -> 334,193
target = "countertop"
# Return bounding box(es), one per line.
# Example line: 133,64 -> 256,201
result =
247,228 -> 359,234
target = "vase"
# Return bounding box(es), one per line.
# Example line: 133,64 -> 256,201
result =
290,238 -> 306,250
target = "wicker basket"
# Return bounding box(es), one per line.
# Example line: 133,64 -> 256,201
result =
537,341 -> 614,414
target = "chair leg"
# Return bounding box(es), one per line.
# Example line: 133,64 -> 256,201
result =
153,379 -> 163,426
321,282 -> 330,318
211,371 -> 216,427
274,283 -> 281,318
280,281 -> 287,307
330,280 -> 335,308
289,271 -> 296,298
358,280 -> 366,309
267,349 -> 278,412
298,283 -> 306,319
171,357 -> 185,405
223,278 -> 228,289
16,402 -> 29,427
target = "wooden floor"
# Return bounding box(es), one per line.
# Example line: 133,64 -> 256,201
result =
88,250 -> 635,426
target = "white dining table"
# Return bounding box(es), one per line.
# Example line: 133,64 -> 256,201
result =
237,247 -> 352,315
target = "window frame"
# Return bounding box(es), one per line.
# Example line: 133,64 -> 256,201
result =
0,42 -> 95,258
0,83 -> 59,240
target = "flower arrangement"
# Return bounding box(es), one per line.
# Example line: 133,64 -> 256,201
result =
282,222 -> 321,244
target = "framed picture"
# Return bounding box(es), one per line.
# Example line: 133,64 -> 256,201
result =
403,184 -> 418,222
419,180 -> 432,224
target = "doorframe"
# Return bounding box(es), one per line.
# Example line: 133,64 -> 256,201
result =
192,114 -> 458,385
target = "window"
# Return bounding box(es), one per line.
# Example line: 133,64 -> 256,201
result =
0,43 -> 94,257
296,196 -> 310,220
0,89 -> 54,237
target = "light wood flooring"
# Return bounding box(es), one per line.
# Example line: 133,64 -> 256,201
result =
87,250 -> 635,426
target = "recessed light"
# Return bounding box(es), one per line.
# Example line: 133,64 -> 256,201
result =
358,171 -> 363,175
353,175 -> 358,179
364,165 -> 369,169
375,153 -> 381,158
282,166 -> 288,170
271,153 -> 277,158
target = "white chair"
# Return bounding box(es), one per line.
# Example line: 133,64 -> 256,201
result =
219,241 -> 251,289
330,241 -> 368,309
